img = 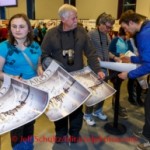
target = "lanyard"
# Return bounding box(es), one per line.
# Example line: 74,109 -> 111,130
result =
97,29 -> 108,61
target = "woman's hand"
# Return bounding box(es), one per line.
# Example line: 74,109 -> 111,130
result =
37,65 -> 43,76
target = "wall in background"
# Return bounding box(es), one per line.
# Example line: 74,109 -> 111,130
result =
5,0 -> 27,19
136,0 -> 150,18
35,0 -> 63,19
4,0 -> 150,20
4,0 -> 118,20
76,0 -> 118,19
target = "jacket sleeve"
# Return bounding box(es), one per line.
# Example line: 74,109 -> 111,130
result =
41,30 -> 53,62
128,31 -> 150,78
84,33 -> 102,74
130,56 -> 141,64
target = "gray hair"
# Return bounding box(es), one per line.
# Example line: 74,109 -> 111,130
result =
58,4 -> 77,19
96,12 -> 115,26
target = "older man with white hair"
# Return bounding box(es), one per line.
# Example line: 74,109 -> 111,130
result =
41,3 -> 105,148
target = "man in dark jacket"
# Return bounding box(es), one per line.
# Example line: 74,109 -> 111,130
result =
119,10 -> 150,150
41,3 -> 105,148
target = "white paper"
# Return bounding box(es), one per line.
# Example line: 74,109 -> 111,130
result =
100,61 -> 138,72
137,75 -> 149,89
124,50 -> 136,57
100,61 -> 148,89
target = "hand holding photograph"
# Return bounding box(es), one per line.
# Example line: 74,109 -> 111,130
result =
26,60 -> 91,121
71,66 -> 116,106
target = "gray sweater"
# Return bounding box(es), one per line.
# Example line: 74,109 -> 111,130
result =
88,28 -> 110,61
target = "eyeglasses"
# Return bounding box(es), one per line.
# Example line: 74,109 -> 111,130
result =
105,24 -> 113,30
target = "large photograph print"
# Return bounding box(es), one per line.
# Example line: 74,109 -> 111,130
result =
26,60 -> 91,122
71,66 -> 116,106
0,75 -> 49,135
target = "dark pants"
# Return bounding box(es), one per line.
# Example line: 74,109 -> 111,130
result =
10,120 -> 35,148
143,85 -> 150,140
85,101 -> 104,114
54,106 -> 83,142
127,79 -> 142,102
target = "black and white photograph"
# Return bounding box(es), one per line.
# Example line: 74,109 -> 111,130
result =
71,66 -> 116,106
26,61 -> 91,121
0,76 -> 49,135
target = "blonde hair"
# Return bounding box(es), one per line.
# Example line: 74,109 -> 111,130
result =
58,4 -> 77,19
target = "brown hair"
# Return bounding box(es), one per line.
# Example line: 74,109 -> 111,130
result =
96,12 -> 115,26
119,10 -> 146,25
8,13 -> 33,46
118,27 -> 126,36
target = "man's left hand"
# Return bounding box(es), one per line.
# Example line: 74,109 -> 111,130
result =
97,71 -> 105,80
